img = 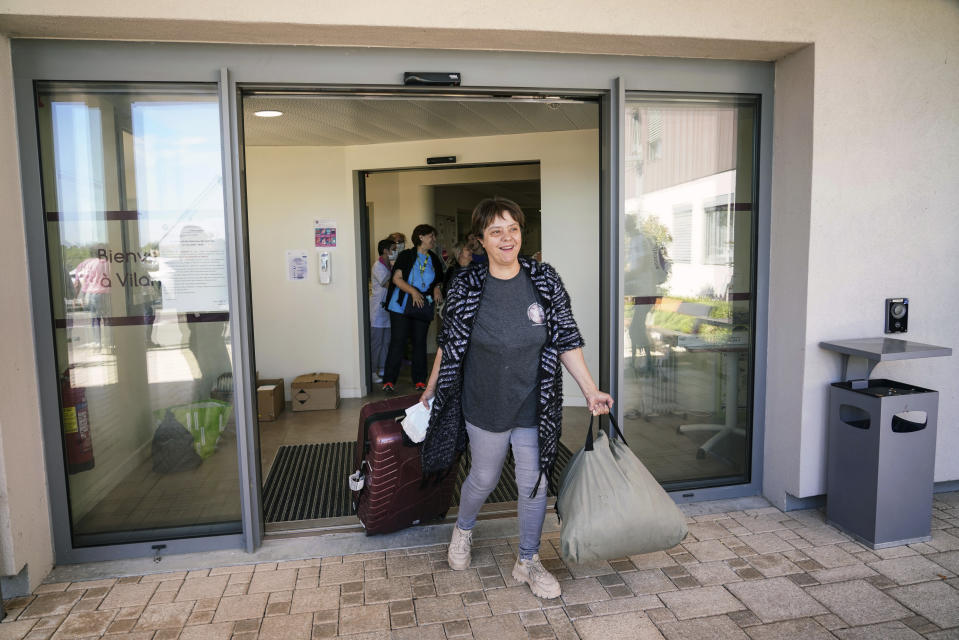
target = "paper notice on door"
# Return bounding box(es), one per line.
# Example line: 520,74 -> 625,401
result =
286,250 -> 309,281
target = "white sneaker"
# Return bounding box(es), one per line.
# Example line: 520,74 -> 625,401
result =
372,373 -> 383,383
448,526 -> 472,570
512,554 -> 561,599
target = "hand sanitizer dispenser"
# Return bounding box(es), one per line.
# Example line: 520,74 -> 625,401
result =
318,251 -> 331,284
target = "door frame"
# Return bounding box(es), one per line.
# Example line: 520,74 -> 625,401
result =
12,39 -> 773,563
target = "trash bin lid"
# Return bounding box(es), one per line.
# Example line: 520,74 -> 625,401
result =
831,378 -> 935,397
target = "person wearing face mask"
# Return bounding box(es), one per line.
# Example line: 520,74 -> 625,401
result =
381,224 -> 445,393
418,197 -> 613,599
387,232 -> 406,265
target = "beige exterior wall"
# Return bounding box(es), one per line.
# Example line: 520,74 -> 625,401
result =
0,0 -> 957,578
0,34 -> 54,591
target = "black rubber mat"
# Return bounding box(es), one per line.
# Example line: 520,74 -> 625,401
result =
263,440 -> 574,523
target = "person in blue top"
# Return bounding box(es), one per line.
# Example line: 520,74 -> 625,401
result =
381,224 -> 445,393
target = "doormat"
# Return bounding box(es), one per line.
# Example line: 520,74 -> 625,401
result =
263,440 -> 575,524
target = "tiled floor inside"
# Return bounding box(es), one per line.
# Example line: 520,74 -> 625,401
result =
5,492 -> 958,639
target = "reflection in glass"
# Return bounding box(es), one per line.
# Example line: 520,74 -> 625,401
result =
36,83 -> 240,545
622,98 -> 756,487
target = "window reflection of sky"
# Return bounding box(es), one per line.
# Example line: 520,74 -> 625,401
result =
50,97 -> 224,247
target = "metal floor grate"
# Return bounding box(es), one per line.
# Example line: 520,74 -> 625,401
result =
263,440 -> 574,524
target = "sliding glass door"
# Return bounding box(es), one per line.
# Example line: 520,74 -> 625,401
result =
620,95 -> 758,488
35,82 -> 242,546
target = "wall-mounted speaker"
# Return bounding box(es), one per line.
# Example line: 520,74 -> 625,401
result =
885,298 -> 908,333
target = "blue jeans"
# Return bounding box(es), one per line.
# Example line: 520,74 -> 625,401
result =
456,421 -> 547,560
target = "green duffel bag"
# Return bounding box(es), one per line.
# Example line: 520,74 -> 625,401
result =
556,414 -> 688,563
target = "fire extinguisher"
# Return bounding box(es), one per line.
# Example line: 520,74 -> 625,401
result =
61,369 -> 94,474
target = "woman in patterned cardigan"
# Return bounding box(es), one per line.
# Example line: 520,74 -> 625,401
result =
419,197 -> 613,598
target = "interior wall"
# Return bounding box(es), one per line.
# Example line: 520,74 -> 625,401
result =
0,34 -> 53,592
247,129 -> 599,402
366,163 -> 540,254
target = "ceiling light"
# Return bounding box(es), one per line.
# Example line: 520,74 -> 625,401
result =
254,110 -> 283,118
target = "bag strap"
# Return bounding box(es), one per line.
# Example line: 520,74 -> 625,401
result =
582,412 -> 628,452
606,413 -> 629,446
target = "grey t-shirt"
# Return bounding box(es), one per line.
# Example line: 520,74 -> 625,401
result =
462,269 -> 548,431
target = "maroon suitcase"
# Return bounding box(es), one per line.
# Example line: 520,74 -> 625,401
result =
353,395 -> 459,535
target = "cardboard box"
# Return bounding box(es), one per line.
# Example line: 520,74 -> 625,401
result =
256,377 -> 285,421
291,373 -> 339,411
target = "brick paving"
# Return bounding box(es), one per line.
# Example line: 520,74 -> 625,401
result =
3,492 -> 958,639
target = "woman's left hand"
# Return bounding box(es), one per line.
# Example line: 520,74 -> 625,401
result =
585,389 -> 614,416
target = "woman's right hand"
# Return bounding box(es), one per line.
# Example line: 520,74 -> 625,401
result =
410,290 -> 425,308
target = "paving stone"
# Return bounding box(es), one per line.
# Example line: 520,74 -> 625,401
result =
743,617 -> 834,640
385,555 -> 431,577
175,575 -> 229,602
391,624 -> 446,640
832,620 -> 925,639
622,569 -> 677,595
647,606 -> 678,624
928,550 -> 959,573
520,610 -> 548,626
786,572 -> 818,587
486,586 -> 542,613
734,568 -> 764,580
727,610 -> 762,627
565,559 -> 615,578
809,564 -> 879,584
803,544 -> 862,568
555,578 -> 607,606
186,609 -> 215,625
234,619 -> 261,633
806,579 -> 911,627
745,553 -> 802,577
0,619 -> 38,639
683,540 -> 737,563
887,579 -> 959,628
318,563 -> 365,585
265,601 -> 290,615
573,610 -> 665,639
687,522 -> 732,541
469,613 -> 528,640
443,619 -> 472,637
736,534 -> 794,555
48,610 -> 115,639
726,577 -> 826,623
363,577 -> 412,603
658,614 -> 748,639
869,555 -> 956,585
211,592 -> 268,622
133,602 -> 193,630
814,613 -> 848,630
925,629 -> 959,640
432,570 -> 482,595
413,594 -> 467,624
684,562 -> 741,586
929,530 -> 959,552
20,592 -> 83,618
466,602 -> 493,618
337,603 -> 390,635
658,585 -> 745,620
527,623 -> 557,639
629,551 -> 678,569
177,621 -> 234,640
248,568 -> 297,594
208,565 -> 255,576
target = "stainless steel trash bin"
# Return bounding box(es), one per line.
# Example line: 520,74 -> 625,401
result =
827,378 -> 938,548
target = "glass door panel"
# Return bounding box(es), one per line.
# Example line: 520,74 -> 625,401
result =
622,96 -> 757,488
36,82 -> 241,546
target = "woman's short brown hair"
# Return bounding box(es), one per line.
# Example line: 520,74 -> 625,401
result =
411,224 -> 437,247
471,197 -> 525,238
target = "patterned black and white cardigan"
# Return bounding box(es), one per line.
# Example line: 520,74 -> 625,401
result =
422,257 -> 585,495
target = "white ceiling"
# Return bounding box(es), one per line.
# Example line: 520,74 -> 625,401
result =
242,96 -> 599,147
